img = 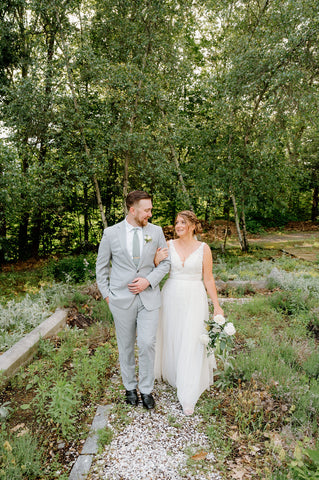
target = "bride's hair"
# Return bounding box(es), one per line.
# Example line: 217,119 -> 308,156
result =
175,210 -> 203,235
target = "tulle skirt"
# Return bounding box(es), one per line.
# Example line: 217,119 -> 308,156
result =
155,277 -> 216,411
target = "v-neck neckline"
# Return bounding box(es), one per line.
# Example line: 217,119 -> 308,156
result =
171,240 -> 202,267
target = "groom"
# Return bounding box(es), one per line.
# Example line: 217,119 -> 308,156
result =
96,190 -> 170,409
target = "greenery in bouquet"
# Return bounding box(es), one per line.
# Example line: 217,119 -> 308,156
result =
200,314 -> 236,355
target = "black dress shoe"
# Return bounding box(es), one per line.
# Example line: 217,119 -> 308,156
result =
125,389 -> 138,406
141,393 -> 155,410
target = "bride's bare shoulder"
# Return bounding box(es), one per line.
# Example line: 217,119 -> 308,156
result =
196,239 -> 203,247
202,242 -> 212,253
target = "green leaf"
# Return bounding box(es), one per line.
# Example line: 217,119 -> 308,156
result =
304,447 -> 319,465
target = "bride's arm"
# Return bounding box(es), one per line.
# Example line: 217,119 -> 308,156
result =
154,244 -> 169,267
202,243 -> 224,316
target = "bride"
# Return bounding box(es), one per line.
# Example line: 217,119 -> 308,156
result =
154,210 -> 224,416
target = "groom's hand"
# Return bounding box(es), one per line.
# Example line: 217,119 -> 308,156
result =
128,277 -> 150,294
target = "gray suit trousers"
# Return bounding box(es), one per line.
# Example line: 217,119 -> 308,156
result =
109,296 -> 159,394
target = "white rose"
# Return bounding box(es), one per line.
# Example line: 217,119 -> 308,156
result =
199,334 -> 210,346
224,322 -> 236,336
214,314 -> 226,326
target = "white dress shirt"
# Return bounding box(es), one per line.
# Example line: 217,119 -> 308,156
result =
125,219 -> 144,261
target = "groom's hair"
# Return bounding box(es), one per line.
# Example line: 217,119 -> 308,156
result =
126,190 -> 152,209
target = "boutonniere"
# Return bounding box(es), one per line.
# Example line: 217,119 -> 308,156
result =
144,235 -> 152,244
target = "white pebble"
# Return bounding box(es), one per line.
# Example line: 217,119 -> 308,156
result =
89,383 -> 221,480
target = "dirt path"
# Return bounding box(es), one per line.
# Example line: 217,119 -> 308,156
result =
248,230 -> 319,243
247,230 -> 319,262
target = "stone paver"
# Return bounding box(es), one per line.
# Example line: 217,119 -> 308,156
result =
69,405 -> 112,480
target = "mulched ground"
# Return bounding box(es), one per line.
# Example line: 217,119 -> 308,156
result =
67,309 -> 97,329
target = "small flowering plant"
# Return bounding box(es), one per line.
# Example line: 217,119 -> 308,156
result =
200,314 -> 236,354
144,235 -> 152,244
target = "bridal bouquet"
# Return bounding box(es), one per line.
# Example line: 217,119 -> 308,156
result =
200,314 -> 236,354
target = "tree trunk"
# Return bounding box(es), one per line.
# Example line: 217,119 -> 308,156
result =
161,109 -> 194,211
0,158 -> 6,264
221,207 -> 231,253
18,212 -> 29,260
17,6 -> 31,260
0,202 -> 6,265
312,185 -> 318,222
169,144 -> 194,211
30,23 -> 57,258
84,185 -> 89,244
231,193 -> 248,251
221,226 -> 228,254
30,213 -> 42,258
123,153 -> 130,215
18,150 -> 30,260
240,204 -> 249,252
92,173 -> 107,228
122,39 -> 151,215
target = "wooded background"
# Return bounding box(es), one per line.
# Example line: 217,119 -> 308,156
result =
1,0 -> 318,261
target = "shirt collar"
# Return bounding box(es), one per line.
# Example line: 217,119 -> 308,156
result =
125,218 -> 142,232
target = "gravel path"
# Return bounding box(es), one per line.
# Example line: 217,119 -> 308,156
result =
88,380 -> 222,480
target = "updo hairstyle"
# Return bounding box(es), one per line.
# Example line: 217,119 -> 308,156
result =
175,210 -> 203,235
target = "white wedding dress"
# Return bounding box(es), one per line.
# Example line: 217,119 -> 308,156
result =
155,240 -> 216,413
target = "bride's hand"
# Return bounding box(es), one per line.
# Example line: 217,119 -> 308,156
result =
213,305 -> 224,317
154,247 -> 169,266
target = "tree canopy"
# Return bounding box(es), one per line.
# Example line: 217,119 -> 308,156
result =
1,0 -> 318,260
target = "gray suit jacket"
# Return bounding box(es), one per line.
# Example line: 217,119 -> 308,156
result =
96,220 -> 170,311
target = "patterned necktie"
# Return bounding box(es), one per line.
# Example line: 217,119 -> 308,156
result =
132,228 -> 140,266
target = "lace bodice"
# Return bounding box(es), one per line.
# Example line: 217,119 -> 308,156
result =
169,240 -> 204,281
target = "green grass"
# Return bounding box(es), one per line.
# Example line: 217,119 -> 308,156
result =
97,427 -> 113,452
14,323 -> 116,438
0,266 -> 51,304
212,242 -> 319,282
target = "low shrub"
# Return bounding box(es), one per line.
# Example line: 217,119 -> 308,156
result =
0,282 -> 74,352
269,291 -> 310,316
27,325 -> 115,439
302,351 -> 319,379
268,268 -> 319,299
46,254 -> 96,283
0,428 -> 44,480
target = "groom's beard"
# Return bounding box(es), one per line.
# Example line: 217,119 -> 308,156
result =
140,218 -> 148,227
137,218 -> 149,227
